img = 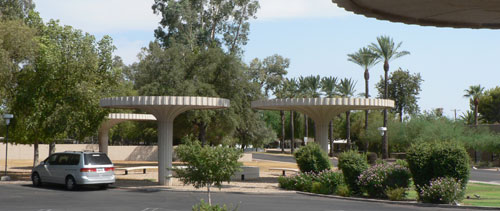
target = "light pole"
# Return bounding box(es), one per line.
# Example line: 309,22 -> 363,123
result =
1,114 -> 13,181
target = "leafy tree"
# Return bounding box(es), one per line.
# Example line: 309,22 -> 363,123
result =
347,47 -> 379,146
464,85 -> 485,125
477,86 -> 500,124
375,68 -> 423,122
175,138 -> 242,206
337,78 -> 357,149
0,0 -> 34,21
152,0 -> 259,55
248,54 -> 289,97
298,75 -> 321,147
284,78 -> 299,152
369,35 -> 410,159
9,19 -> 119,166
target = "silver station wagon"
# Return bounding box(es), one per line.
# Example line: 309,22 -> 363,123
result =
31,151 -> 115,190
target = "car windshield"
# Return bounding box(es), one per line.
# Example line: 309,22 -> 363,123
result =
84,153 -> 112,165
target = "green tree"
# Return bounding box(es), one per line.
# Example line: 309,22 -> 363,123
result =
0,0 -> 34,21
9,19 -> 119,166
369,35 -> 410,159
337,78 -> 357,149
347,47 -> 379,143
298,75 -> 321,147
321,76 -> 339,155
375,68 -> 423,122
248,54 -> 289,97
284,78 -> 299,152
464,85 -> 484,126
152,0 -> 259,55
175,138 -> 242,205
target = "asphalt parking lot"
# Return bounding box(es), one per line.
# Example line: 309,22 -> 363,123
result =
0,183 -> 483,211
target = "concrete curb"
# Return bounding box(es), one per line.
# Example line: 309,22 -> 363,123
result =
297,191 -> 500,210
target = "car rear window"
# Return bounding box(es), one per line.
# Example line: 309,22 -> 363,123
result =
84,153 -> 112,165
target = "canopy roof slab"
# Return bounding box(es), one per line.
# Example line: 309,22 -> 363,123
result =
100,96 -> 230,185
252,98 -> 394,152
332,0 -> 500,29
98,113 -> 157,154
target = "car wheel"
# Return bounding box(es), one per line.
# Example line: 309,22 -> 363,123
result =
32,173 -> 42,187
65,176 -> 77,191
99,184 -> 108,190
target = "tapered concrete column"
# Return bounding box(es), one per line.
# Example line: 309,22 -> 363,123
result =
157,119 -> 173,185
98,126 -> 110,154
100,96 -> 230,186
252,98 -> 394,153
315,120 -> 330,152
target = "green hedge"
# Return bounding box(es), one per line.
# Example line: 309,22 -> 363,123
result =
407,141 -> 470,199
338,150 -> 369,194
294,143 -> 331,173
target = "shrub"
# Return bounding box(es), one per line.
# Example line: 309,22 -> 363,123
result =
357,163 -> 411,198
294,172 -> 316,192
311,182 -> 329,194
192,200 -> 235,211
336,184 -> 351,197
294,143 -> 331,173
418,177 -> 465,204
315,170 -> 344,194
395,159 -> 409,168
386,187 -> 407,201
338,150 -> 369,194
278,176 -> 296,190
407,141 -> 470,198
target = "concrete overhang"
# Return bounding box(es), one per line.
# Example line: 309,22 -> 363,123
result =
332,0 -> 500,29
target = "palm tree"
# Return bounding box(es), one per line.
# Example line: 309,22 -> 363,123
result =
298,75 -> 321,146
347,47 -> 380,150
464,85 -> 484,126
337,78 -> 357,149
285,78 -> 299,153
369,35 -> 410,159
321,76 -> 339,155
274,81 -> 287,153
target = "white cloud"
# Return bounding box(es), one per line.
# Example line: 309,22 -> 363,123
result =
256,0 -> 350,20
35,0 -> 161,33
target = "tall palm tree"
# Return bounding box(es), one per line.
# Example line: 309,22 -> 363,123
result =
337,78 -> 357,149
298,75 -> 321,146
464,85 -> 484,126
369,35 -> 410,159
274,81 -> 287,153
347,47 -> 380,151
285,78 -> 299,153
321,76 -> 339,155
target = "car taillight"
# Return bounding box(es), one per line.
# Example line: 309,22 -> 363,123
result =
105,167 -> 114,172
80,168 -> 97,172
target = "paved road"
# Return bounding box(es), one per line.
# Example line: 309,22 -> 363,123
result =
0,184 -> 477,211
254,153 -> 500,183
253,153 -> 338,167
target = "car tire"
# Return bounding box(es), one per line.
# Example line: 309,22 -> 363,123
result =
99,184 -> 109,190
65,176 -> 77,191
32,173 -> 42,187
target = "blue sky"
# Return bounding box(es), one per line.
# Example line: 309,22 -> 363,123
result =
34,0 -> 500,119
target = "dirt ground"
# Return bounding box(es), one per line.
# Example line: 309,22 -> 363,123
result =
0,159 -> 298,193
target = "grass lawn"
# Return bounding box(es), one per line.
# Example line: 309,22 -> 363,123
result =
406,182 -> 500,207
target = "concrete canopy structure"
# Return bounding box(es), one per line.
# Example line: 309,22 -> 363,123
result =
98,113 -> 156,154
100,96 -> 230,185
332,0 -> 500,29
252,98 -> 394,152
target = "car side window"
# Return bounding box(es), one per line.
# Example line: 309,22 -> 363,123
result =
56,154 -> 70,165
47,154 -> 58,165
67,154 -> 80,165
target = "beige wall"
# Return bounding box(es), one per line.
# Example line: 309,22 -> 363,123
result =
0,143 -> 252,162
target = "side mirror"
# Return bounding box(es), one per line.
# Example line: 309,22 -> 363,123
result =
40,161 -> 46,165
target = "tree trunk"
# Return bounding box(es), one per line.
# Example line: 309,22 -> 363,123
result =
198,122 -> 207,146
280,110 -> 285,153
329,120 -> 334,156
346,111 -> 351,149
290,111 -> 295,153
304,114 -> 308,145
49,141 -> 56,155
207,184 -> 212,205
474,102 -> 479,126
382,60 -> 389,159
33,140 -> 39,167
364,68 -> 370,152
399,109 -> 403,122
